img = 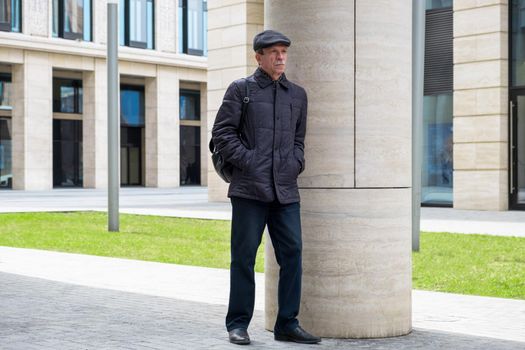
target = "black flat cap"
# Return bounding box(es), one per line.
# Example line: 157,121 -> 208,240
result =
253,30 -> 291,52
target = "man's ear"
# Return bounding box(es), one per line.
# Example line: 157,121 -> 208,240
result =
255,53 -> 261,65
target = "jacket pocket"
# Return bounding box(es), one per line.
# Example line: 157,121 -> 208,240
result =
242,149 -> 256,176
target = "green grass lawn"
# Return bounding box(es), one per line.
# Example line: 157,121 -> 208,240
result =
0,212 -> 523,300
413,232 -> 525,299
0,212 -> 263,273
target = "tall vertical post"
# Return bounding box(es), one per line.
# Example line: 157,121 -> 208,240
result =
107,1 -> 119,232
412,0 -> 425,251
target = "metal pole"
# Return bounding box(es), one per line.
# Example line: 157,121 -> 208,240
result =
108,1 -> 119,232
412,0 -> 425,251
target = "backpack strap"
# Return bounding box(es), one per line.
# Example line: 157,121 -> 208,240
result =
240,78 -> 250,125
209,78 -> 250,154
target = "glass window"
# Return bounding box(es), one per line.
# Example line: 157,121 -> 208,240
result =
0,117 -> 12,189
511,0 -> 525,87
52,0 -> 92,41
0,0 -> 21,32
121,0 -> 154,49
121,127 -> 143,186
53,78 -> 83,114
422,93 -> 453,206
53,119 -> 83,187
120,86 -> 145,126
180,90 -> 200,121
180,126 -> 200,185
426,0 -> 452,10
179,0 -> 207,56
0,74 -> 12,110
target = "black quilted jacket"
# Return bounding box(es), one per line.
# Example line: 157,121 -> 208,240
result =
212,67 -> 308,204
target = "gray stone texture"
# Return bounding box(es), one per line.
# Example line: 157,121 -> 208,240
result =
1,272 -> 523,350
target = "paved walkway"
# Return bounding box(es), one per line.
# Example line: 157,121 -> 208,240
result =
1,187 -> 525,236
0,247 -> 524,349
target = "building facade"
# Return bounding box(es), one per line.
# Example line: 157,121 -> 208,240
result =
0,0 -> 209,191
0,0 -> 522,213
207,0 -> 525,212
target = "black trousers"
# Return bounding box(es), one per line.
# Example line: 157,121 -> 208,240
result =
226,196 -> 302,333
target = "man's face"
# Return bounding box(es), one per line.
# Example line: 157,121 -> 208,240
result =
256,44 -> 288,79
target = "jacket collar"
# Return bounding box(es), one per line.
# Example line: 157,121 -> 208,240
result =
254,67 -> 289,89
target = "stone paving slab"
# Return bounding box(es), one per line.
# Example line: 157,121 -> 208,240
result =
0,247 -> 524,344
1,272 -> 524,350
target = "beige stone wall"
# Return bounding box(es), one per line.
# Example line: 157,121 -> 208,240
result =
12,51 -> 53,190
207,0 -> 264,201
453,1 -> 509,210
23,0 -> 49,38
83,59 -> 109,189
156,0 -> 177,53
0,0 -> 208,190
145,66 -> 180,187
263,0 -> 412,338
93,0 -> 112,45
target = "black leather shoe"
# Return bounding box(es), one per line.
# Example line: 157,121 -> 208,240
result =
274,326 -> 321,344
228,328 -> 250,345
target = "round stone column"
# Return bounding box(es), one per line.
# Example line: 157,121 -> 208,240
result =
264,0 -> 412,338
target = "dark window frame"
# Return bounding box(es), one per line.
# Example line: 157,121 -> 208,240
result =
119,84 -> 145,186
180,125 -> 201,186
54,0 -> 92,41
0,0 -> 22,33
509,1 -> 525,210
53,119 -> 83,188
120,126 -> 143,186
0,116 -> 13,189
421,5 -> 454,208
122,0 -> 155,50
179,0 -> 206,56
53,78 -> 83,114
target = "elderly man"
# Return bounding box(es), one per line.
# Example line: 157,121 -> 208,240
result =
212,30 -> 321,345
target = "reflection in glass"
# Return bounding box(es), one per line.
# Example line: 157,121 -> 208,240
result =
517,96 -> 525,204
422,93 -> 453,205
180,90 -> 200,121
53,0 -> 91,41
53,78 -> 83,114
188,0 -> 203,53
122,0 -> 153,49
179,0 -> 207,56
130,0 -> 147,44
0,117 -> 12,189
60,86 -> 75,113
65,0 -> 84,36
0,75 -> 12,110
0,0 -> 11,26
120,85 -> 144,186
0,0 -> 20,32
53,120 -> 83,187
120,87 -> 145,126
83,0 -> 90,41
511,0 -> 525,87
121,127 -> 143,186
180,126 -> 200,185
